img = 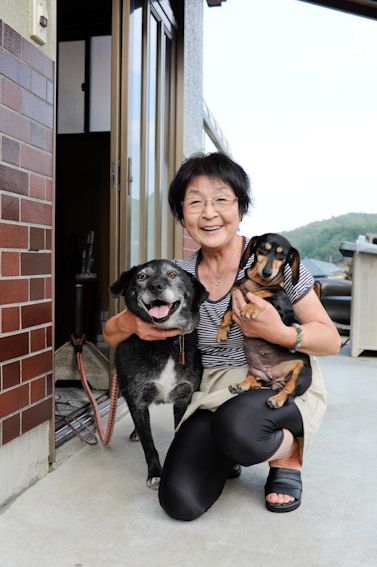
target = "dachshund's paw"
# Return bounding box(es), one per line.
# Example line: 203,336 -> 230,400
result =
240,303 -> 261,319
147,476 -> 161,490
229,383 -> 247,394
216,327 -> 229,342
267,394 -> 286,409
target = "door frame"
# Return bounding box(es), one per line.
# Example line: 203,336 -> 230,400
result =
109,0 -> 125,372
109,0 -> 182,337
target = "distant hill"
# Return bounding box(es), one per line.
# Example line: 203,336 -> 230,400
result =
281,213 -> 377,264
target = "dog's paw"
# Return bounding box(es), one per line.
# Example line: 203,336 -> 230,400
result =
216,328 -> 229,342
129,429 -> 139,442
267,394 -> 285,409
240,303 -> 261,320
229,383 -> 247,394
147,476 -> 161,490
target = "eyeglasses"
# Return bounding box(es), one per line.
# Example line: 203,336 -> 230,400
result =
181,196 -> 238,213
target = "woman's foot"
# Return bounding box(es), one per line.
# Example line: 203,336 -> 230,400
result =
228,464 -> 242,479
266,436 -> 301,506
264,468 -> 302,512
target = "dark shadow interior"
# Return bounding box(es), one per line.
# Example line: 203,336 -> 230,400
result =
54,0 -> 113,441
55,0 -> 112,349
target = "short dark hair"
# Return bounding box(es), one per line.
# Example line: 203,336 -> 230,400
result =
168,152 -> 252,225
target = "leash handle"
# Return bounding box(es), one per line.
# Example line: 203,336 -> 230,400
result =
71,335 -> 119,446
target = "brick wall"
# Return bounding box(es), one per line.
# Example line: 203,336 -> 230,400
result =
182,228 -> 200,259
0,21 -> 54,448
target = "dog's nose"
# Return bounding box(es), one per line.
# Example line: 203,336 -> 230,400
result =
262,268 -> 272,279
148,280 -> 165,295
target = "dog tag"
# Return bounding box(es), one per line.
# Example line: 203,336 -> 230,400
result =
179,335 -> 185,365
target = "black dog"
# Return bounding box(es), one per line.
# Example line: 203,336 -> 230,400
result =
216,233 -> 312,408
110,260 -> 208,489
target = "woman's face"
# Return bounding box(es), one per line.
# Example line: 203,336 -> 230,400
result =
182,176 -> 241,252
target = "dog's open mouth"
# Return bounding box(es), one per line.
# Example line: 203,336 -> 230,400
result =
146,300 -> 180,321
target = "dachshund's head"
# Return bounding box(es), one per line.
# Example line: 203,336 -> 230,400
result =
240,233 -> 300,286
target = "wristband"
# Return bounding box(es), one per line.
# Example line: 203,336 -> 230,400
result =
289,323 -> 303,353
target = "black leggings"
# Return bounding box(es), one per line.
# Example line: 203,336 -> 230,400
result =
158,389 -> 303,521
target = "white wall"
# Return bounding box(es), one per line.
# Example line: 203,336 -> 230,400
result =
0,0 -> 56,60
0,422 -> 50,508
183,0 -> 204,158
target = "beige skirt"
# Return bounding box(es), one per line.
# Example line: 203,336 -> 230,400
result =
177,356 -> 327,462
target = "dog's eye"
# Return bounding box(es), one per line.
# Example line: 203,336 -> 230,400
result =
168,272 -> 176,278
138,273 -> 147,280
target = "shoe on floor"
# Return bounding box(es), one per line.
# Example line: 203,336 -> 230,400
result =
228,464 -> 242,479
264,467 -> 302,513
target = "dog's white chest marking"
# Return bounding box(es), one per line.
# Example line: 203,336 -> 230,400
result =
154,358 -> 177,403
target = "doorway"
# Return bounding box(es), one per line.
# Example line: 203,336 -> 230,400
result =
54,0 -> 179,447
54,0 -> 113,443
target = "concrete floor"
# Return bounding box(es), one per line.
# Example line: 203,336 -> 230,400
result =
1,339 -> 376,567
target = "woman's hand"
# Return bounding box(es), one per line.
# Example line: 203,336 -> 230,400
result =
232,288 -> 342,356
103,309 -> 180,348
130,312 -> 180,342
232,289 -> 295,347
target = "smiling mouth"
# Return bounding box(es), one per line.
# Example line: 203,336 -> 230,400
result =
202,226 -> 222,231
144,300 -> 180,321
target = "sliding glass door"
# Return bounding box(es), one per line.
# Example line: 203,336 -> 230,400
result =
109,0 -> 177,329
118,0 -> 176,274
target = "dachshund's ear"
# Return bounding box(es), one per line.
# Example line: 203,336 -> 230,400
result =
239,236 -> 259,270
109,267 -> 138,298
287,247 -> 300,286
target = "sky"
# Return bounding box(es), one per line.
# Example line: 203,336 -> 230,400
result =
203,0 -> 377,237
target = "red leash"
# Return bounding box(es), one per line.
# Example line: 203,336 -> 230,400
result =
71,334 -> 119,446
55,401 -> 99,445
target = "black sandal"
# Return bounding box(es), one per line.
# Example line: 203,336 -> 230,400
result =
264,467 -> 302,513
228,464 -> 242,479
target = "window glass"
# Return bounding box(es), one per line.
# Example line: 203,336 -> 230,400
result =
90,36 -> 112,132
147,15 -> 158,261
161,35 -> 171,259
57,41 -> 85,134
129,2 -> 143,267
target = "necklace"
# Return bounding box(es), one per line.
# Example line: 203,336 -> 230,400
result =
202,246 -> 238,286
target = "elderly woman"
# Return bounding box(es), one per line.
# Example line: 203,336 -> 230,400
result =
104,152 -> 340,520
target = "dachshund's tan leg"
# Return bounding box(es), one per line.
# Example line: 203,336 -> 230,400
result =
216,310 -> 234,342
216,285 -> 239,342
267,361 -> 304,409
229,373 -> 263,394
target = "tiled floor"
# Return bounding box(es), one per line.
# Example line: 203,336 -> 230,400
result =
55,382 -> 108,418
54,340 -> 110,440
2,340 -> 377,567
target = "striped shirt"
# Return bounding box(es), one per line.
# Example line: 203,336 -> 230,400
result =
174,236 -> 314,368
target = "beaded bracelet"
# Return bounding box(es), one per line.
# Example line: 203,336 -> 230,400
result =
289,323 -> 303,353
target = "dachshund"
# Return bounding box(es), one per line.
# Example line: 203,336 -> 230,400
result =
216,233 -> 312,408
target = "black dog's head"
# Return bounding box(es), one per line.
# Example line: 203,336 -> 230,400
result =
240,233 -> 300,286
110,260 -> 209,333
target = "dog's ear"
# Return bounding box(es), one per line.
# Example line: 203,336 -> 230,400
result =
239,236 -> 259,270
187,272 -> 209,306
287,247 -> 300,286
109,267 -> 138,298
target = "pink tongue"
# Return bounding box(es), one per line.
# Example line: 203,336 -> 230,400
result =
149,304 -> 170,319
